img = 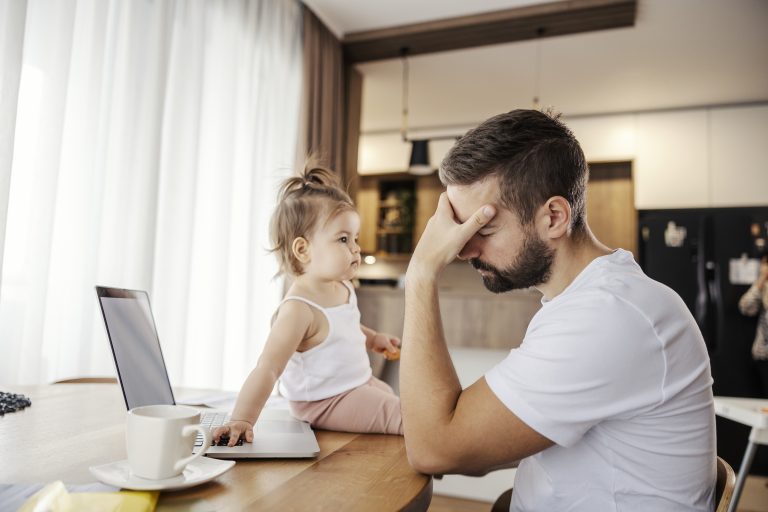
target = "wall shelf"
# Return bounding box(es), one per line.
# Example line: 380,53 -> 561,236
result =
357,173 -> 445,256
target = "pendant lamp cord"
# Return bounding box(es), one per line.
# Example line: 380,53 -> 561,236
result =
533,27 -> 545,110
401,47 -> 410,142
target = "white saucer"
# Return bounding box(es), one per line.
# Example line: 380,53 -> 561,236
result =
89,457 -> 235,491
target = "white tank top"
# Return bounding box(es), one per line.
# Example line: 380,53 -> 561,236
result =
278,282 -> 372,402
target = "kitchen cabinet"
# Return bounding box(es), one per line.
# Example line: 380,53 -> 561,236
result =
376,180 -> 415,255
356,173 -> 444,256
634,106 -> 768,209
710,105 -> 768,207
358,105 -> 768,212
567,114 -> 635,163
356,183 -> 379,255
634,110 -> 710,209
357,133 -> 410,175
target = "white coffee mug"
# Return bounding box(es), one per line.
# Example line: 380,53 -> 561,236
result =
126,404 -> 212,480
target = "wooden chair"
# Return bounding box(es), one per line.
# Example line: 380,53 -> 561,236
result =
490,488 -> 512,512
715,456 -> 735,512
490,456 -> 736,512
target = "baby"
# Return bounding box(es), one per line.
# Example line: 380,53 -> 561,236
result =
213,166 -> 403,446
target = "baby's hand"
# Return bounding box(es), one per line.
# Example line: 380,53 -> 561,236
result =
212,420 -> 254,447
372,332 -> 401,361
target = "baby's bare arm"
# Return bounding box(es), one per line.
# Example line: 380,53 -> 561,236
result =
360,324 -> 377,350
213,301 -> 313,445
361,323 -> 401,360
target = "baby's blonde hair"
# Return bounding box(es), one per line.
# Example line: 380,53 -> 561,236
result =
270,165 -> 355,276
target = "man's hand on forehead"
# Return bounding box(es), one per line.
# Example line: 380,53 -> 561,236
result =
406,193 -> 496,281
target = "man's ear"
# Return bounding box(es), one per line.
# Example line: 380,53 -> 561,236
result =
539,196 -> 572,239
292,237 -> 310,264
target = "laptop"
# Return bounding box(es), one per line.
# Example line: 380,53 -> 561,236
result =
95,286 -> 320,459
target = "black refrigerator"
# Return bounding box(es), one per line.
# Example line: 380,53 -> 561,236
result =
638,207 -> 768,475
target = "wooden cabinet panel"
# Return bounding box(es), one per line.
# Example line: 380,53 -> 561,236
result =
586,162 -> 637,257
357,181 -> 379,254
414,175 -> 444,245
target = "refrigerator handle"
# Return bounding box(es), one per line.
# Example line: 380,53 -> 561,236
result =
695,216 -> 718,353
707,260 -> 723,355
694,243 -> 710,343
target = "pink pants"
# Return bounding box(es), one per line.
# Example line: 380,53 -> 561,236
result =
289,377 -> 403,435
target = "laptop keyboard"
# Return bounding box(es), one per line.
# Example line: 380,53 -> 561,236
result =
197,412 -> 244,447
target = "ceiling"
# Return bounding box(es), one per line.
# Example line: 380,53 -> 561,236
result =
303,0 -> 768,134
302,0 -> 554,37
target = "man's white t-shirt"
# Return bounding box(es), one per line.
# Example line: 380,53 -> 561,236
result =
485,249 -> 716,511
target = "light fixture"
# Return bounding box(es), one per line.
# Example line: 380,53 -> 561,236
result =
407,139 -> 431,175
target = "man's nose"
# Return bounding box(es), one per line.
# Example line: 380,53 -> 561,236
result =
457,237 -> 481,260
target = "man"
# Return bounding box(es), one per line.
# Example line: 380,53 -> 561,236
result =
400,109 -> 716,511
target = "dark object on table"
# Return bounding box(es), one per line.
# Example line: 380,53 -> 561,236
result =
0,391 -> 31,415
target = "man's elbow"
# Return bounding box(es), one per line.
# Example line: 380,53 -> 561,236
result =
405,440 -> 458,475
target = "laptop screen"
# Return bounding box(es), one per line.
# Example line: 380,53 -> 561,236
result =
96,287 -> 175,409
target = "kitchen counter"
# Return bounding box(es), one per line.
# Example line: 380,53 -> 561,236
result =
357,285 -> 542,350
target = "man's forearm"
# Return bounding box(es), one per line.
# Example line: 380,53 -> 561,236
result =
401,274 -> 462,465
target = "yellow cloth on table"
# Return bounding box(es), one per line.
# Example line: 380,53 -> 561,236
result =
19,481 -> 158,512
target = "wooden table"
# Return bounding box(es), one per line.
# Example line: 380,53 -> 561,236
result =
0,384 -> 431,511
714,396 -> 768,512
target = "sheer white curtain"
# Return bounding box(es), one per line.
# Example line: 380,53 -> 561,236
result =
0,0 -> 303,389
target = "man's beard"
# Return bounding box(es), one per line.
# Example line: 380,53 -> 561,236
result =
470,232 -> 555,293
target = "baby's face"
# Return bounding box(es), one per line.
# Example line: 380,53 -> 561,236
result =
303,210 -> 362,281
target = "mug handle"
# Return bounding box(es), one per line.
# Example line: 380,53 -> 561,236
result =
174,424 -> 212,473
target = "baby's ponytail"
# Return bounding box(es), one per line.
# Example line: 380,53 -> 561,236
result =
270,163 -> 356,276
276,165 -> 342,204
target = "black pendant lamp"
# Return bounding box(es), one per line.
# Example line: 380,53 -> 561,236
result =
408,139 -> 431,175
401,48 -> 434,175
400,48 -> 458,175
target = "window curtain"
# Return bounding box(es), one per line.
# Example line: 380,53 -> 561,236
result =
0,0 -> 303,389
299,7 -> 345,173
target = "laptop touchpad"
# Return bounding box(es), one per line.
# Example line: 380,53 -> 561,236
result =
256,420 -> 306,434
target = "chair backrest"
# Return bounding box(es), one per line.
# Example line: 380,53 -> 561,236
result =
491,456 -> 736,512
53,377 -> 117,384
490,488 -> 512,512
715,456 -> 736,512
